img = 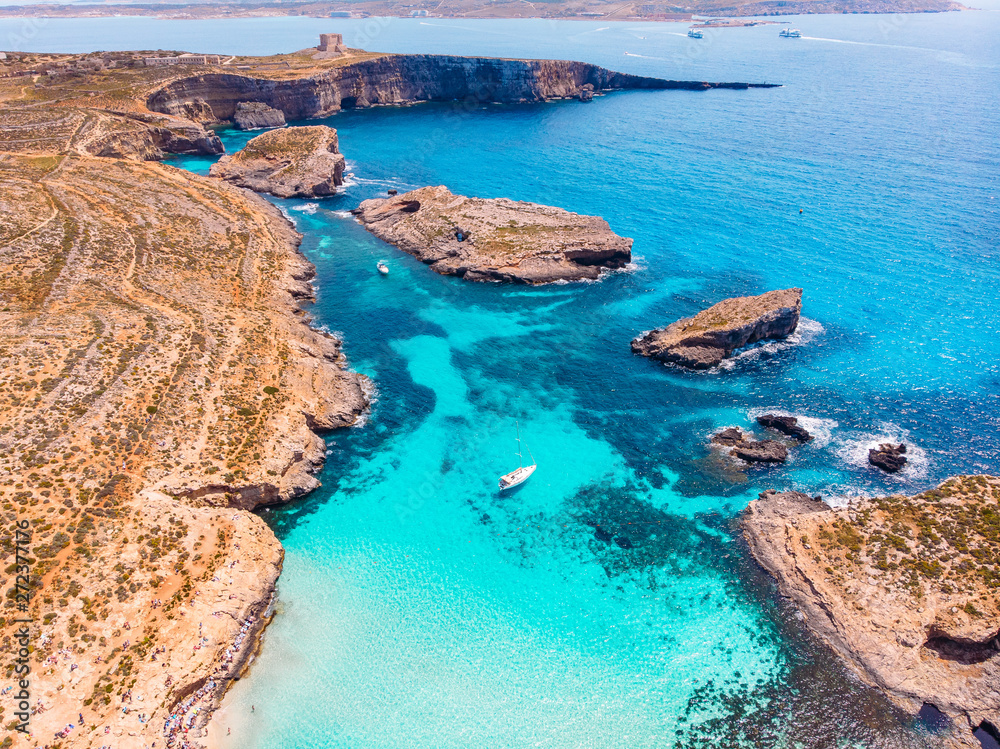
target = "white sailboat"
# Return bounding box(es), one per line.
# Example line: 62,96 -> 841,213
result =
498,421 -> 536,491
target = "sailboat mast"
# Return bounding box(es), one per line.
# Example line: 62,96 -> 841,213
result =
515,420 -> 522,468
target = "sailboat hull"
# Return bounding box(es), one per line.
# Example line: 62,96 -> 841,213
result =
499,464 -> 536,490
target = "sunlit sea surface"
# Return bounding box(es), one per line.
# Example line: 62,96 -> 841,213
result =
10,12 -> 998,748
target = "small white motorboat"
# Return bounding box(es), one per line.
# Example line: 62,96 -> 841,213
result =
498,421 -> 536,491
779,28 -> 802,38
377,261 -> 389,275
687,28 -> 704,38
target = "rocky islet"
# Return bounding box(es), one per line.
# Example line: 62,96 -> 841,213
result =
631,288 -> 803,369
354,185 -> 633,283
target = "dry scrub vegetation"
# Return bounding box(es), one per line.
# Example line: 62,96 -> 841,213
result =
0,54 -> 367,747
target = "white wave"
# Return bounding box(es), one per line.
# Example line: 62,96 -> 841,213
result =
352,377 -> 379,429
834,423 -> 929,482
332,210 -> 355,219
718,317 -> 824,370
289,203 -> 319,214
746,406 -> 838,448
624,258 -> 645,273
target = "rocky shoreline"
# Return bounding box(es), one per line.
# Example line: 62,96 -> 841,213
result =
146,54 -> 780,126
742,479 -> 1000,748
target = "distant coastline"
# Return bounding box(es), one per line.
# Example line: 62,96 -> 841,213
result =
0,0 -> 968,21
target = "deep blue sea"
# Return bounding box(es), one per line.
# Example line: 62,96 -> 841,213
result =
8,12 -> 998,748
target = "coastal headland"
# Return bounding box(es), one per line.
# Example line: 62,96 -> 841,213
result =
0,43 -> 777,747
743,479 -> 1000,747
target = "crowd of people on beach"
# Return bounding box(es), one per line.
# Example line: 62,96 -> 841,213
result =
162,613 -> 259,747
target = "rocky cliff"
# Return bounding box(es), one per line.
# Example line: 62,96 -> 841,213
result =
743,479 -> 1000,748
75,111 -> 223,161
146,54 -> 780,123
210,125 -> 345,198
631,288 -> 802,369
233,100 -> 287,130
355,185 -> 632,283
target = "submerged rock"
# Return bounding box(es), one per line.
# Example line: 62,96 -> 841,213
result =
631,288 -> 803,370
757,414 -> 813,442
869,442 -> 908,473
233,101 -> 287,130
742,477 -> 1000,746
210,125 -> 345,198
354,185 -> 632,284
711,427 -> 788,463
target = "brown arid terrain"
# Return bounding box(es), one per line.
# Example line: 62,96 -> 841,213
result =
743,478 -> 1000,748
0,41 -> 777,747
0,0 -> 968,21
0,50 -> 375,748
0,42 -> 730,748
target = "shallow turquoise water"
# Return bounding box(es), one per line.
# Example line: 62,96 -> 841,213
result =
161,14 -> 998,748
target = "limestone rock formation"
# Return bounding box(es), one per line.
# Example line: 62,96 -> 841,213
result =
354,185 -> 633,284
210,125 -> 345,198
711,427 -> 788,463
631,288 -> 803,369
78,111 -> 223,161
870,442 -> 908,473
147,54 -> 781,123
742,477 -> 1000,748
234,101 -> 287,130
757,413 -> 813,442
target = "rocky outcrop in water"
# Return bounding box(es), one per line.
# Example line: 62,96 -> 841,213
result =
631,288 -> 802,369
869,442 -> 908,473
233,101 -> 287,130
147,54 -> 780,123
711,427 -> 788,463
742,477 -> 1000,749
354,185 -> 632,284
209,125 -> 345,198
757,414 -> 813,442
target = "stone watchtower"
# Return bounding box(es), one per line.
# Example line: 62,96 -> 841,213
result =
318,33 -> 347,55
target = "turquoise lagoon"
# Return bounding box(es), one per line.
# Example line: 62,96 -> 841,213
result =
19,12 -> 999,748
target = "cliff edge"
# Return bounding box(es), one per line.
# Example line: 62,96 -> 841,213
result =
742,478 -> 1000,747
146,54 -> 780,124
